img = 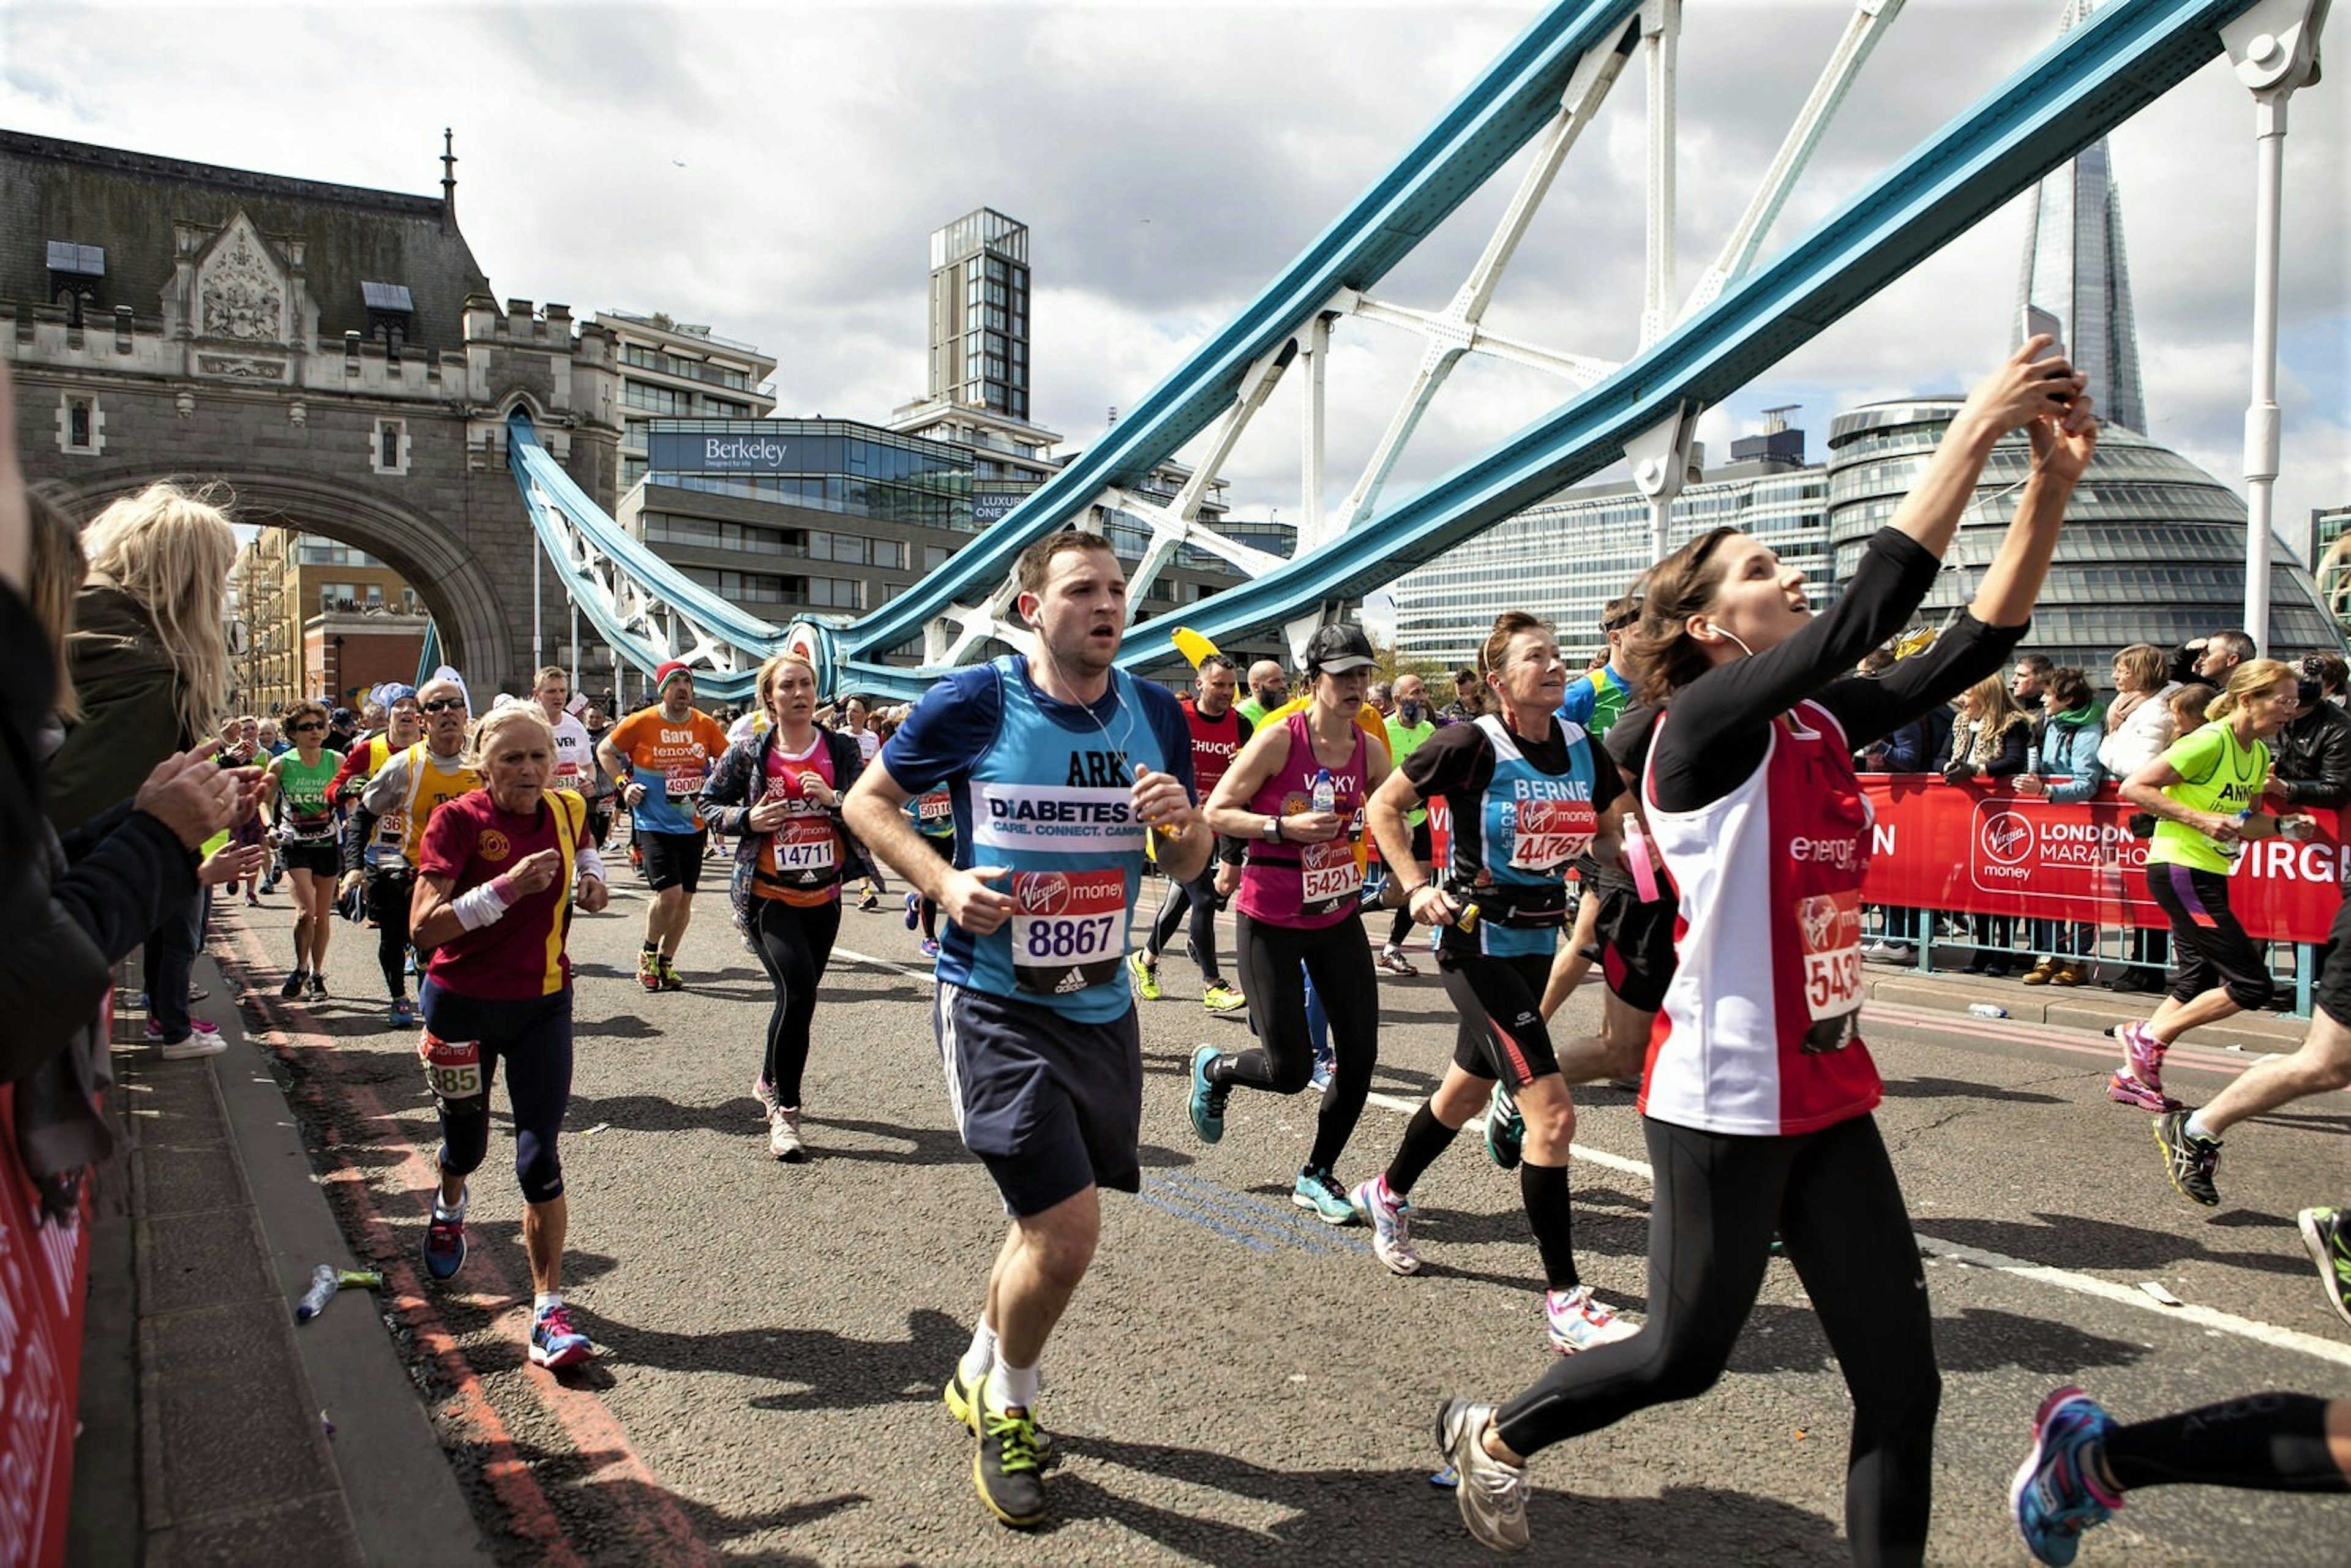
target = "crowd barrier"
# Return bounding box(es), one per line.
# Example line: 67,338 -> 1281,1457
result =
0,1081 -> 92,1568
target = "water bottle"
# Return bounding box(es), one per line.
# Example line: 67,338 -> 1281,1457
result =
294,1263 -> 339,1323
1967,1003 -> 2008,1020
2220,807 -> 2252,861
1311,768 -> 1335,817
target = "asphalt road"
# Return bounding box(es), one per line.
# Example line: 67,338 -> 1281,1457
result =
212,858 -> 2351,1566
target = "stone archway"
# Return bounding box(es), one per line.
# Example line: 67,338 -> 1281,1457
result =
58,468 -> 514,696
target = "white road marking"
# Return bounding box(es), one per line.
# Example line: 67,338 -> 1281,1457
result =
1361,1092 -> 2351,1371
832,947 -> 939,985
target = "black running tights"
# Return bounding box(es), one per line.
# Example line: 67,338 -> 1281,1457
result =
1147,866 -> 1224,985
749,896 -> 841,1107
1221,910 -> 1379,1172
1494,1112 -> 1940,1567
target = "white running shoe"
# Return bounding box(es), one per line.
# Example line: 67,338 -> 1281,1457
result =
1348,1174 -> 1420,1275
1545,1285 -> 1638,1354
768,1106 -> 805,1163
1436,1400 -> 1528,1553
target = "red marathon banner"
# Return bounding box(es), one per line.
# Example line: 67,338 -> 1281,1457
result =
1858,776 -> 2347,945
0,1082 -> 93,1568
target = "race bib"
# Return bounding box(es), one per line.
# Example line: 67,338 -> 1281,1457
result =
662,765 -> 706,798
1795,889 -> 1864,1053
419,1030 -> 483,1100
917,791 -> 954,824
1300,836 -> 1363,918
1009,868 -> 1127,996
1509,797 -> 1594,872
773,814 -> 836,872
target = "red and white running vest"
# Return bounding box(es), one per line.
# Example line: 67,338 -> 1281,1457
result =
1640,700 -> 1881,1136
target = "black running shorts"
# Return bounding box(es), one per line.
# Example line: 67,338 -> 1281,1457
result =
639,830 -> 707,893
935,979 -> 1142,1217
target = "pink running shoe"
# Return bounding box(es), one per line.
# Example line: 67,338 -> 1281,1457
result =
2106,1071 -> 2178,1112
2108,1022 -> 2180,1109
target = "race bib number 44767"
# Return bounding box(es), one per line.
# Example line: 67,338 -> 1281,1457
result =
1009,869 -> 1128,997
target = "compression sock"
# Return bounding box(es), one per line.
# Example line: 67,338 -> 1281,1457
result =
1521,1161 -> 1580,1292
2105,1394 -> 2349,1495
1384,1101 -> 1459,1199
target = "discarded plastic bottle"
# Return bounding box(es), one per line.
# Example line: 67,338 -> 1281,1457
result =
1311,768 -> 1336,816
1967,1003 -> 2009,1020
294,1263 -> 339,1323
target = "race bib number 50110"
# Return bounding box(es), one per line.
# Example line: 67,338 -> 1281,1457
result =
1010,869 -> 1127,997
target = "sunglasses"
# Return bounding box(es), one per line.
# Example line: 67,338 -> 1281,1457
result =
290,721 -> 326,733
419,697 -> 467,714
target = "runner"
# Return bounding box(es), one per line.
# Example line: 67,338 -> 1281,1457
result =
1372,672 -> 1436,977
1190,621 -> 1393,1223
598,662 -> 729,992
699,653 -> 868,1161
1539,595 -> 1642,1005
2012,1388 -> 2350,1564
1357,610 -> 1638,1356
2109,659 -> 2311,1109
842,696 -> 887,910
901,776 -> 956,959
532,666 -> 596,799
261,699 -> 343,1000
342,673 -> 479,1028
1130,653 -> 1251,1013
408,699 -> 608,1370
328,684 -> 421,807
1433,343 -> 2093,1557
842,530 -> 1203,1530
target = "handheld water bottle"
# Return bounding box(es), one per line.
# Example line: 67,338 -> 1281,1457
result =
1311,768 -> 1335,816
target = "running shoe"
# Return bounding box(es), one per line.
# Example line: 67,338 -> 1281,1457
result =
1292,1166 -> 1357,1226
2111,1022 -> 2177,1101
2150,1111 -> 2221,1207
768,1106 -> 806,1163
389,997 -> 416,1030
1374,946 -> 1420,978
1309,1042 -> 1334,1093
279,969 -> 306,1000
904,891 -> 921,931
973,1405 -> 1048,1529
1349,1174 -> 1420,1275
1485,1081 -> 1524,1171
2010,1386 -> 2121,1566
1435,1400 -> 1528,1554
858,888 -> 880,913
423,1187 -> 468,1282
1127,950 -> 1161,1002
919,938 -> 942,959
1546,1285 -> 1638,1354
529,1302 -> 594,1369
943,1365 -> 1058,1465
2297,1207 -> 2351,1329
149,1023 -> 227,1060
657,956 -> 684,992
754,1075 -> 779,1120
2105,1070 -> 2179,1113
304,973 -> 328,1001
1188,1045 -> 1228,1144
143,1018 -> 223,1044
637,949 -> 662,992
1201,983 -> 1247,1015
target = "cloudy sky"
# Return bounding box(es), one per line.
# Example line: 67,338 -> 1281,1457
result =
4,0 -> 2344,572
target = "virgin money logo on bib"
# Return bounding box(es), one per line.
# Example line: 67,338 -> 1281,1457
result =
1018,871 -> 1076,915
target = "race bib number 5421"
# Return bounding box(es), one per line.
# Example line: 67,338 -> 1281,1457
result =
1010,869 -> 1127,997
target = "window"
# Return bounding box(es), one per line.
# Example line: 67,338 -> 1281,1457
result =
371,417 -> 411,476
56,392 -> 104,456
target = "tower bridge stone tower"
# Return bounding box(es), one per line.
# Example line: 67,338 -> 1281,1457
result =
1,129 -> 618,699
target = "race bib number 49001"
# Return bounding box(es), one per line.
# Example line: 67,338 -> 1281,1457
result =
1509,797 -> 1594,872
1796,888 -> 1864,1053
1010,868 -> 1127,997
419,1030 -> 483,1100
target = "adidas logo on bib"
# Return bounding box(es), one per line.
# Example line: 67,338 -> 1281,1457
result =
1054,968 -> 1087,995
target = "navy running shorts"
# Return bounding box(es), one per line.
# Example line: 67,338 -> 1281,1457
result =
935,978 -> 1142,1217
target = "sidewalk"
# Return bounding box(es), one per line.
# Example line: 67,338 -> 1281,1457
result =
1855,959 -> 2313,1050
67,943 -> 491,1568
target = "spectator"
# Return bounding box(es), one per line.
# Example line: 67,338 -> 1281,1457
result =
2015,666 -> 2106,986
1439,666 -> 1485,722
1940,673 -> 2033,975
2273,655 -> 2351,809
1235,660 -> 1289,726
46,481 -> 242,1057
1860,644 -> 1944,965
2011,653 -> 2054,752
1366,680 -> 1395,719
2170,629 -> 2255,688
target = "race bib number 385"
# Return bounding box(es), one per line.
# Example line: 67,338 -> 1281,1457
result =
1010,869 -> 1127,997
419,1030 -> 484,1100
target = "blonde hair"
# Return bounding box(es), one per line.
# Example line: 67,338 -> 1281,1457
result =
2207,658 -> 2296,722
1960,674 -> 2031,766
80,480 -> 238,743
26,487 -> 85,721
2111,642 -> 2167,696
470,699 -> 555,771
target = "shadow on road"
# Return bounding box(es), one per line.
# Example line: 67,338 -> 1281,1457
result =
1878,1075 -> 2066,1106
575,1304 -> 967,1414
1912,1212 -> 2310,1278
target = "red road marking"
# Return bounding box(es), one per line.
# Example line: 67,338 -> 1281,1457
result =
216,916 -> 708,1565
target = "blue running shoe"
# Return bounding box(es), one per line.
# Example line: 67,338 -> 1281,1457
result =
389,997 -> 417,1030
1292,1165 -> 1357,1225
423,1187 -> 467,1282
1309,1041 -> 1335,1093
1188,1045 -> 1226,1145
1485,1081 -> 1524,1170
2011,1386 -> 2121,1566
905,891 -> 921,931
529,1301 -> 594,1368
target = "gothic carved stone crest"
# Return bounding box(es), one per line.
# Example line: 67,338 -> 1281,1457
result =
197,217 -> 287,343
